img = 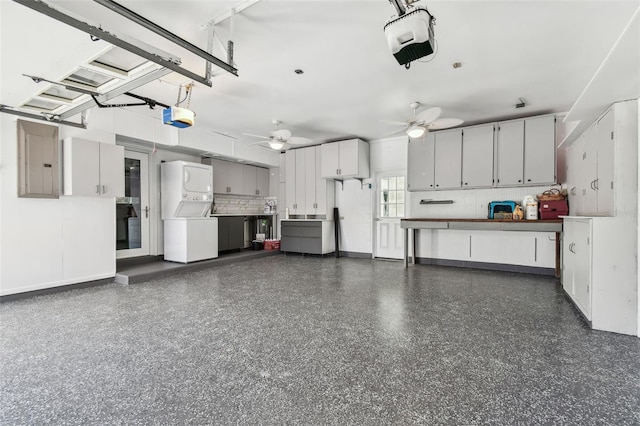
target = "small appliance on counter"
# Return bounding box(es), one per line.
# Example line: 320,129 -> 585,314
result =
488,201 -> 517,219
522,195 -> 539,220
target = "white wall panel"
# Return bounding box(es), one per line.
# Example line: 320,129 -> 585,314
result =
335,179 -> 372,254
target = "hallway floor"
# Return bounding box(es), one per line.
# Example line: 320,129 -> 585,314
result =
1,256 -> 639,424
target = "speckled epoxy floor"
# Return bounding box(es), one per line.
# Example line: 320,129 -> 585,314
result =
1,256 -> 639,425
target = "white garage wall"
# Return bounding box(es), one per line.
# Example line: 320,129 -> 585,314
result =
0,113 -> 117,296
335,137 -> 407,255
0,106 -> 278,296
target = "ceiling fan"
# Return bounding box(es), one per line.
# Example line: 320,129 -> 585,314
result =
244,120 -> 313,150
384,102 -> 464,138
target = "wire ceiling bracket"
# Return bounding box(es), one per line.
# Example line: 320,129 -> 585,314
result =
12,0 -> 235,87
91,0 -> 238,77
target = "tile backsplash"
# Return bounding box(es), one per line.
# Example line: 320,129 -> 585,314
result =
212,194 -> 277,214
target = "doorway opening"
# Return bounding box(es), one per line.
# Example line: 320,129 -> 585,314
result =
116,151 -> 150,259
374,173 -> 406,259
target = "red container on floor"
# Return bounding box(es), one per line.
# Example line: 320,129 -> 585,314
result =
264,240 -> 274,250
539,200 -> 569,219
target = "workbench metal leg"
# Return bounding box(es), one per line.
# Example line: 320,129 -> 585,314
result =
403,228 -> 408,268
412,229 -> 416,265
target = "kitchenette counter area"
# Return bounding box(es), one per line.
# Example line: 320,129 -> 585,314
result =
400,218 -> 563,276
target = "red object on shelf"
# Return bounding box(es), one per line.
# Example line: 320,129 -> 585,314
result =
539,200 -> 569,219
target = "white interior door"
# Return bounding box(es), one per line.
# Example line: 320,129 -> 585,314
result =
116,151 -> 150,259
374,173 -> 406,259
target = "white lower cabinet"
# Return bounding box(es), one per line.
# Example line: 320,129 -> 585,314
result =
562,216 -> 637,335
417,230 -> 555,268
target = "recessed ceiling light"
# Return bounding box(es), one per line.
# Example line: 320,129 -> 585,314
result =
294,69 -> 304,75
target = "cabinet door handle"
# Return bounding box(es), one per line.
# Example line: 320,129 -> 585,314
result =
256,189 -> 259,195
96,185 -> 100,194
594,179 -> 599,190
102,185 -> 106,194
527,179 -> 532,182
518,179 -> 522,183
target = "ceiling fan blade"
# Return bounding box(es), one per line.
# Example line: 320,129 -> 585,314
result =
243,132 -> 270,139
415,107 -> 442,125
271,129 -> 292,140
428,118 -> 464,130
380,128 -> 407,138
288,137 -> 313,145
248,140 -> 271,146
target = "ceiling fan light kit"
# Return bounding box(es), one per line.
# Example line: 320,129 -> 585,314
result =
407,125 -> 426,138
244,120 -> 313,150
268,141 -> 284,150
385,101 -> 464,138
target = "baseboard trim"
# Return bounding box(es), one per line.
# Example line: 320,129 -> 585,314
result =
415,257 -> 555,276
0,278 -> 114,303
340,251 -> 372,259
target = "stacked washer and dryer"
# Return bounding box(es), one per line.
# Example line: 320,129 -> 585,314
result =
161,161 -> 218,263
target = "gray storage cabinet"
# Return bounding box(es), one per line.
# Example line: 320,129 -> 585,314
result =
281,220 -> 335,255
218,216 -> 244,251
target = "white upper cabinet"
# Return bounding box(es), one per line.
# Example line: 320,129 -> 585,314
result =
461,124 -> 495,188
407,134 -> 435,191
256,167 -> 269,196
566,100 -> 638,217
595,109 -> 615,215
286,146 -> 334,217
279,153 -> 286,183
496,120 -> 525,186
63,138 -> 124,197
210,159 -> 268,196
408,113 -> 555,192
321,139 -> 370,180
497,115 -> 556,187
524,115 -> 556,185
242,164 -> 257,195
434,129 -> 462,189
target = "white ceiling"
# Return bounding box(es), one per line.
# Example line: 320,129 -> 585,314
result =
1,0 -> 639,150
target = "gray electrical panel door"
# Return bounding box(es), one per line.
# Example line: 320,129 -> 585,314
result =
18,119 -> 59,198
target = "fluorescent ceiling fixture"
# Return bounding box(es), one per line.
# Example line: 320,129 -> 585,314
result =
269,141 -> 284,150
407,125 -> 426,138
62,68 -> 115,89
90,47 -> 148,75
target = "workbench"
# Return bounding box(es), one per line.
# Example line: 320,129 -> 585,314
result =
400,218 -> 563,276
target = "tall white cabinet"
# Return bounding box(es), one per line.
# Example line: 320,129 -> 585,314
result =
285,146 -> 334,217
562,99 -> 638,336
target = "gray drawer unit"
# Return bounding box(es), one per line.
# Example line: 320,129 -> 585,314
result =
281,220 -> 334,255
